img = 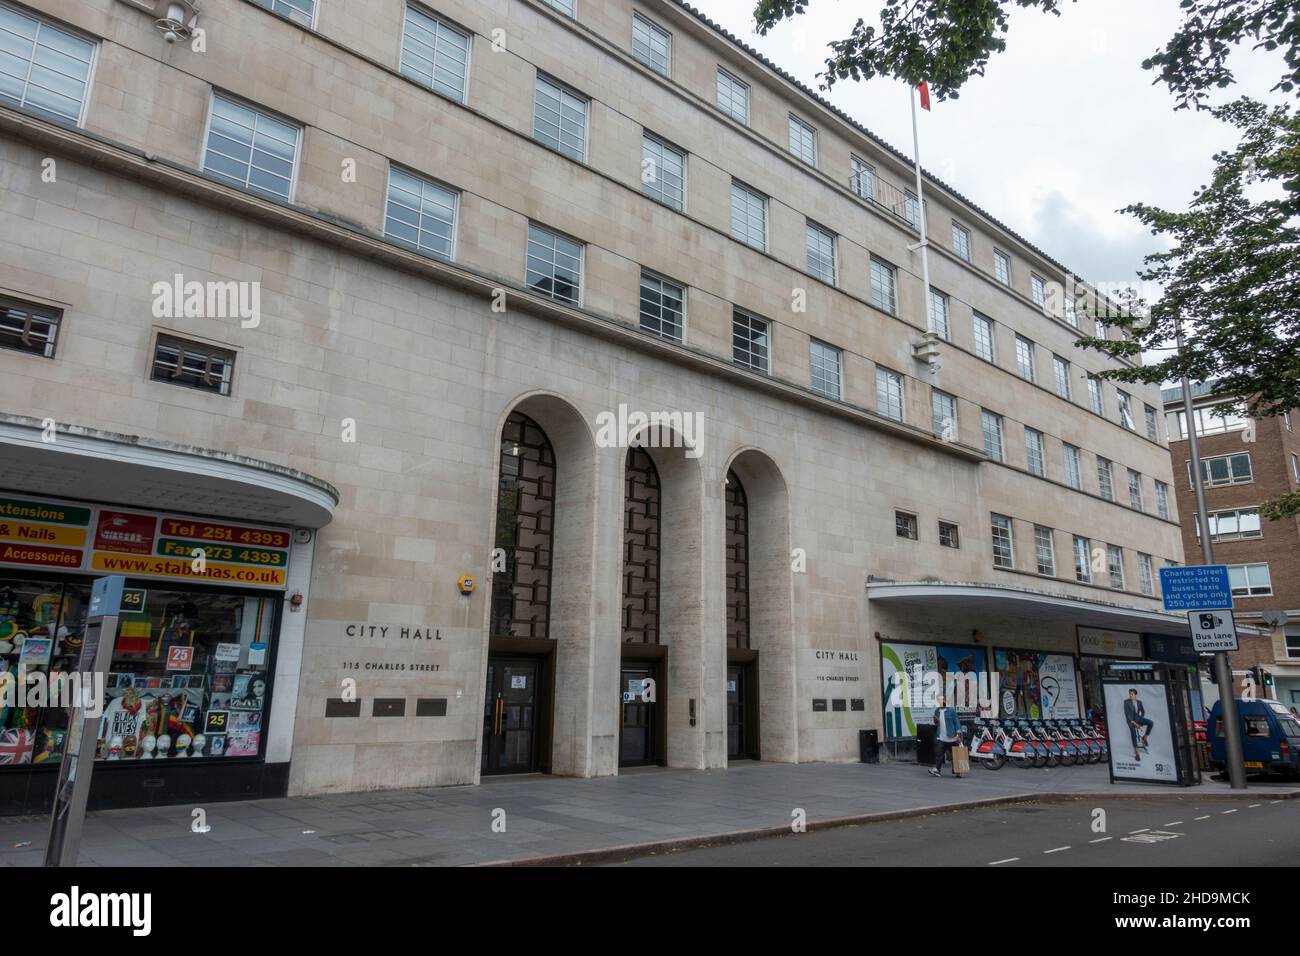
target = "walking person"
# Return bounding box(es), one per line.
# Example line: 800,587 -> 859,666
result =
1123,688 -> 1155,761
929,694 -> 962,777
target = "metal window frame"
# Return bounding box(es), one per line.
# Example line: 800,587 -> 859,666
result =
0,2 -> 100,128
384,162 -> 460,261
532,71 -> 589,163
638,269 -> 687,344
200,91 -> 303,202
641,131 -> 686,211
399,2 -> 473,104
631,12 -> 671,77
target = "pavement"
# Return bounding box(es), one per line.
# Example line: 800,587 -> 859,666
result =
1,760 -> 1295,867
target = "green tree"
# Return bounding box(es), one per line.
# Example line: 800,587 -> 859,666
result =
754,0 -> 1300,109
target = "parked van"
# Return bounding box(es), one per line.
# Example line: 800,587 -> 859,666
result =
1208,698 -> 1300,778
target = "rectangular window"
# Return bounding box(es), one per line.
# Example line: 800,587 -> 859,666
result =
904,190 -> 920,230
1087,376 -> 1104,416
1292,453 -> 1299,483
876,368 -> 904,422
1227,563 -> 1272,597
991,515 -> 1014,569
1174,404 -> 1251,438
0,296 -> 60,358
1107,544 -> 1125,590
400,5 -> 471,102
1034,526 -> 1056,576
1198,508 -> 1262,542
1063,444 -> 1082,490
0,2 -> 97,125
939,521 -> 960,549
1025,428 -> 1045,477
994,249 -> 1011,286
951,222 -> 972,262
732,309 -> 769,373
384,166 -> 457,260
639,271 -> 685,343
540,0 -> 575,16
1030,273 -> 1046,307
730,181 -> 767,251
1053,355 -> 1071,399
895,511 -> 918,541
981,410 -> 1004,462
1287,631 -> 1300,660
809,339 -> 842,399
1145,404 -> 1158,441
927,288 -> 950,340
1127,469 -> 1144,510
253,0 -> 316,27
1155,480 -> 1170,520
1096,457 -> 1114,501
1189,453 -> 1253,488
850,156 -> 875,200
870,257 -> 898,314
973,313 -> 995,362
631,14 -> 671,77
1117,390 -> 1136,430
641,133 -> 685,210
525,223 -> 583,305
1073,536 -> 1091,583
806,222 -> 837,285
533,74 -> 588,162
789,115 -> 817,165
932,389 -> 957,441
151,334 -> 235,396
1138,554 -> 1155,596
203,95 -> 301,201
716,68 -> 749,125
1015,336 -> 1036,382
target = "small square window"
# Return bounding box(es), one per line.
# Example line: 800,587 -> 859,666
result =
526,223 -> 583,305
733,309 -> 769,373
203,95 -> 301,201
0,3 -> 96,126
895,511 -> 918,540
151,335 -> 235,396
400,5 -> 470,102
533,74 -> 588,162
938,522 -> 960,549
0,296 -> 61,358
385,166 -> 458,260
632,14 -> 671,77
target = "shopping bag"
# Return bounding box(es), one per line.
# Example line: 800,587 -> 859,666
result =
951,742 -> 970,775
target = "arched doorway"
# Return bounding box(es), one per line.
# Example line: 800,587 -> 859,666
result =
725,469 -> 760,760
620,446 -> 664,765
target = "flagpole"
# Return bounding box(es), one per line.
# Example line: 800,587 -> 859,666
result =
909,85 -> 933,334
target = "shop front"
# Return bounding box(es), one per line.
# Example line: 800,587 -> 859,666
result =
0,418 -> 335,813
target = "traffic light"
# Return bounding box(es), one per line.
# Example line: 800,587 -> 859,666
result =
1262,670 -> 1274,688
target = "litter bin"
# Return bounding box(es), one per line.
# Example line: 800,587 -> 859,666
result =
859,729 -> 879,763
916,723 -> 936,765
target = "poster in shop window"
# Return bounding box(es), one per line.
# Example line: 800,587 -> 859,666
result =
1037,654 -> 1081,719
880,641 -> 988,736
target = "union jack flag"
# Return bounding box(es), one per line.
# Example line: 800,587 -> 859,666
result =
0,728 -> 34,765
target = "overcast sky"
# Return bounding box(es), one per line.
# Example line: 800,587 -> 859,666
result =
699,0 -> 1290,293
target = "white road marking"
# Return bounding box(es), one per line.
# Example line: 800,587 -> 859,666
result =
1222,809 -> 1238,814
1128,828 -> 1150,834
1248,804 -> 1261,808
1090,837 -> 1112,844
1164,821 -> 1182,827
989,857 -> 1019,866
1195,815 -> 1211,820
1044,846 -> 1071,854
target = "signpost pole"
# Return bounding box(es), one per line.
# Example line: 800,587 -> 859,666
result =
1178,334 -> 1246,789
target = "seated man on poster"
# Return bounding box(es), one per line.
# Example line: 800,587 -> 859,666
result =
1123,688 -> 1155,761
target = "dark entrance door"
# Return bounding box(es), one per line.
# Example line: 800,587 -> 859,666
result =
620,662 -> 658,766
482,656 -> 542,774
727,661 -> 759,760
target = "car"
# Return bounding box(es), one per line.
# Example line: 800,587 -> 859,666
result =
1207,698 -> 1300,779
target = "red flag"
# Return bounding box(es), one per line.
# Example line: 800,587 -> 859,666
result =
917,81 -> 931,111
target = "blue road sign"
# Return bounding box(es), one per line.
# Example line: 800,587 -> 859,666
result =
1159,565 -> 1233,612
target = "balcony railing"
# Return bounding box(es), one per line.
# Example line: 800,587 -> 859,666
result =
850,170 -> 920,232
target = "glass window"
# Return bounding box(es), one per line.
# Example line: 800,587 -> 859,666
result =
203,95 -> 300,200
152,335 -> 235,396
1190,453 -> 1253,488
851,156 -> 875,200
981,410 -> 1004,462
939,522 -> 960,549
1053,355 -> 1071,399
876,368 -> 904,422
1096,457 -> 1114,501
1175,404 -> 1251,437
1199,508 -> 1262,542
895,511 -> 918,540
730,181 -> 767,251
0,296 -> 60,358
539,0 -> 575,16
1015,336 -> 1035,382
1064,444 -> 1082,489
932,389 -> 957,441
806,222 -> 836,285
1227,563 -> 1271,597
1107,544 -> 1125,590
641,133 -> 685,210
254,0 -> 315,26
1030,274 -> 1046,307
400,5 -> 471,101
1155,481 -> 1170,520
1034,526 -> 1056,576
809,339 -> 842,399
1025,428 -> 1045,477
952,222 -> 971,262
631,14 -> 670,76
904,190 -> 920,230
1087,376 -> 1104,416
732,309 -> 769,373
1073,536 -> 1091,583
533,74 -> 587,162
1145,404 -> 1158,441
973,313 -> 995,362
927,289 -> 949,340
1117,390 -> 1136,430
1139,554 -> 1155,596
994,250 -> 1011,286
789,115 -> 817,165
639,271 -> 685,343
1292,453 -> 1299,483
525,223 -> 583,305
991,515 -> 1014,569
870,257 -> 897,314
716,68 -> 749,125
0,3 -> 96,125
1127,469 -> 1144,510
384,166 -> 457,260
